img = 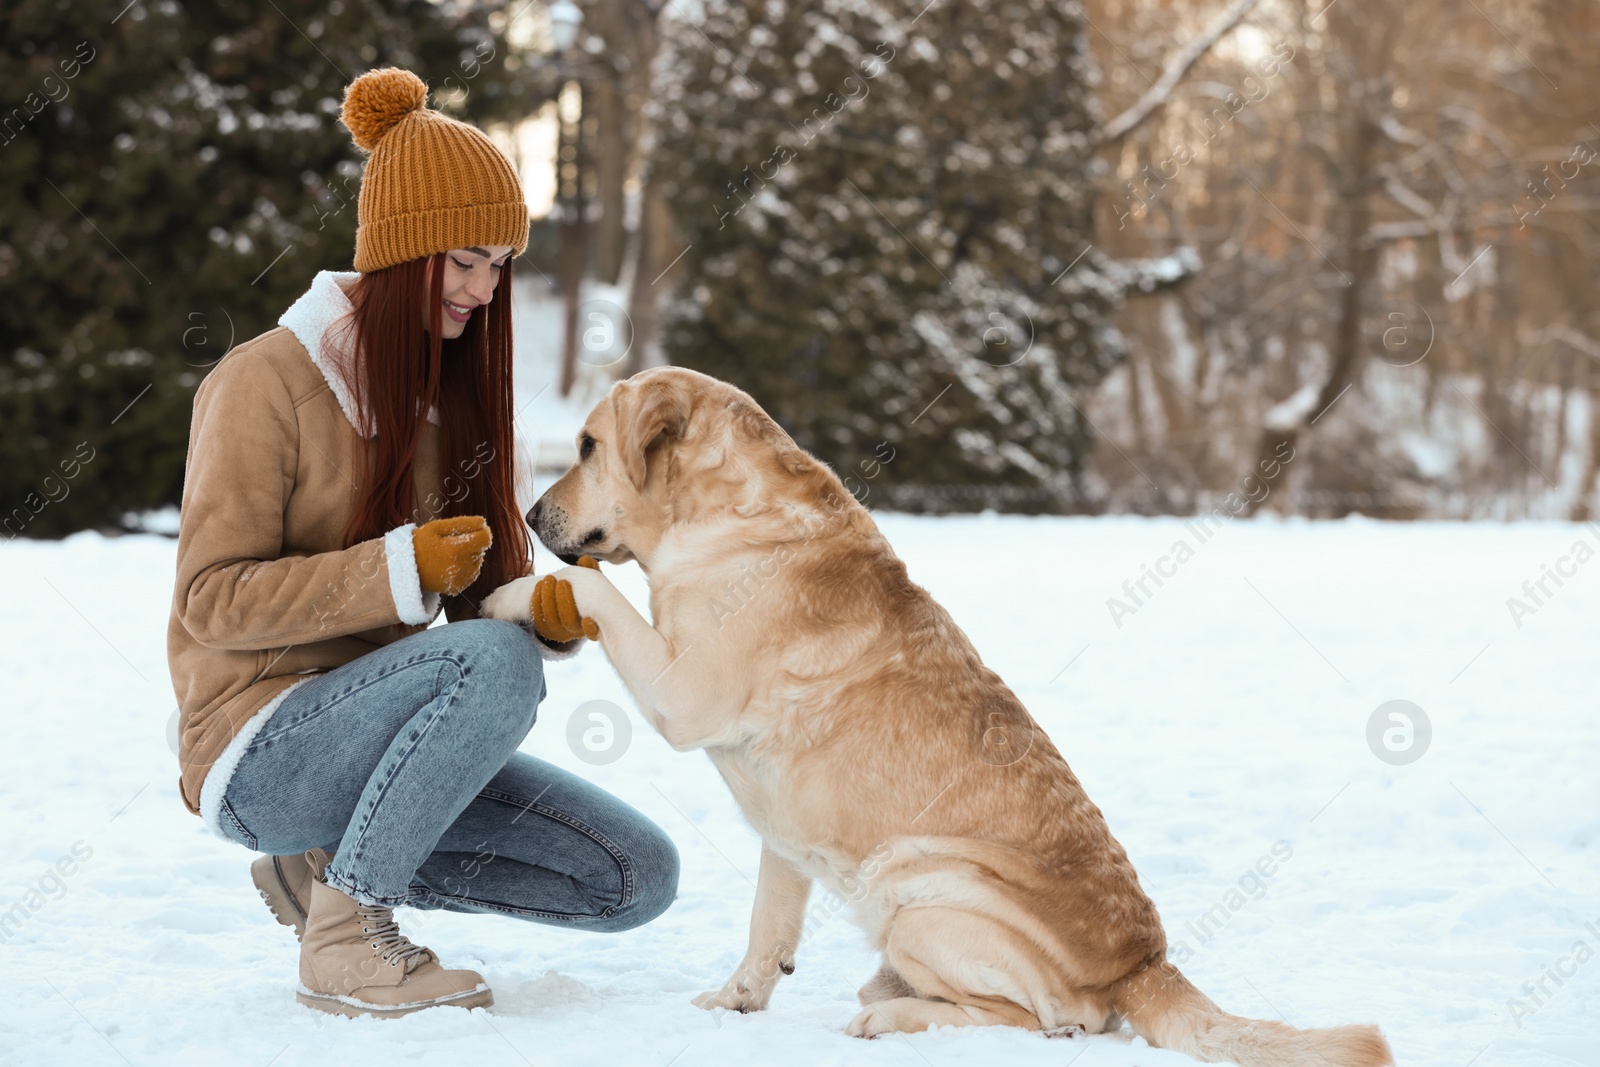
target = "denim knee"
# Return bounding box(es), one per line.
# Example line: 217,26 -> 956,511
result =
595,819 -> 681,933
452,618 -> 547,712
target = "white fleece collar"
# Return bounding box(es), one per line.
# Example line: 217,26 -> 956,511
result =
277,270 -> 441,438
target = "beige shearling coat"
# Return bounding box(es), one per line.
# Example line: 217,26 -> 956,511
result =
166,270 -> 573,837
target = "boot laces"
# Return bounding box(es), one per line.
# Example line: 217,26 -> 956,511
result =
355,903 -> 433,972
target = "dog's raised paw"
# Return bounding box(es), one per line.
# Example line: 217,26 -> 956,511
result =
479,576 -> 539,624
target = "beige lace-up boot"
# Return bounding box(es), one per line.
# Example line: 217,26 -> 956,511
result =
251,853 -> 314,941
294,847 -> 493,1018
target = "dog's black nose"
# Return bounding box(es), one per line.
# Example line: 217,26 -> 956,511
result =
528,500 -> 543,527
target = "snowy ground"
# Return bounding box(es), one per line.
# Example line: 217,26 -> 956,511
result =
3,515 -> 1597,1066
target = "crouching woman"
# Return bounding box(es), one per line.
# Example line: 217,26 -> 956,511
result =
165,67 -> 678,1018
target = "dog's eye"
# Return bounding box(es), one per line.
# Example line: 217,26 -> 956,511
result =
579,434 -> 595,460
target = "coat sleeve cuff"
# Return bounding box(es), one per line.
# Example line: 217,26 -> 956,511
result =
531,628 -> 584,661
384,522 -> 442,626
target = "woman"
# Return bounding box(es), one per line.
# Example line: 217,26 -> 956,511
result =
165,67 -> 678,1018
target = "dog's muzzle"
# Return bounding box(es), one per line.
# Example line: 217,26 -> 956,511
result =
527,498 -> 600,565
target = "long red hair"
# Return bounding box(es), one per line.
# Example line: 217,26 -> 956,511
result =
331,252 -> 530,609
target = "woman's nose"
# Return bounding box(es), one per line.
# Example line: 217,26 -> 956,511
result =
466,270 -> 496,304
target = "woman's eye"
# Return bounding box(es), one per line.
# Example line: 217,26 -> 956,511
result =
579,435 -> 595,459
451,258 -> 472,270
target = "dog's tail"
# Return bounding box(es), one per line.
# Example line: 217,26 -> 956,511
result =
1108,961 -> 1394,1067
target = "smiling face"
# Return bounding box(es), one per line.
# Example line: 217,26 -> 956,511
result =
423,244 -> 515,339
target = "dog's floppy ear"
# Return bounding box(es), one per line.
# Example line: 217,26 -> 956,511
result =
615,376 -> 688,491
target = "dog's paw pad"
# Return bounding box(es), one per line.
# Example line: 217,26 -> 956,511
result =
846,1007 -> 888,1038
693,986 -> 764,1013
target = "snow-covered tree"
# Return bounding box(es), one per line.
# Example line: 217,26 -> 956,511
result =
0,0 -> 543,537
649,0 -> 1132,511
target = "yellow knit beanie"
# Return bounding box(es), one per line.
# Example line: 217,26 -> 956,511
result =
340,67 -> 529,272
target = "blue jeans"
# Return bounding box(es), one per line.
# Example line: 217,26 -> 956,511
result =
218,618 -> 679,932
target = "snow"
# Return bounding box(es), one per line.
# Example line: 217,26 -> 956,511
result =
3,515 -> 1597,1065
1263,381 -> 1322,431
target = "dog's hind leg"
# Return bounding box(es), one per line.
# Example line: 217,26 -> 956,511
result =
848,996 -> 1039,1037
857,960 -> 917,1005
846,905 -> 1113,1037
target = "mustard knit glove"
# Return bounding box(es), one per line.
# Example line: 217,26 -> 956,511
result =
531,555 -> 601,644
412,516 -> 493,595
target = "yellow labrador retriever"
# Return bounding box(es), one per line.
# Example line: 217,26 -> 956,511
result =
481,367 -> 1393,1066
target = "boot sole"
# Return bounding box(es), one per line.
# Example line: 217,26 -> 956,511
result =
250,855 -> 308,943
295,983 -> 494,1018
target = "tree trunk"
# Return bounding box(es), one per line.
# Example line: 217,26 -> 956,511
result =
593,71 -> 627,285
558,82 -> 588,398
1239,128 -> 1378,517
1240,5 -> 1391,517
624,176 -> 678,376
1571,355 -> 1599,520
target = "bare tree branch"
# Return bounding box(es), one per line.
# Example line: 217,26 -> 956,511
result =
1531,325 -> 1600,362
1382,173 -> 1442,220
1094,0 -> 1265,146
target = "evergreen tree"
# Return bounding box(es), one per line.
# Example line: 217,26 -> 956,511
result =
0,0 -> 544,538
650,0 -> 1127,512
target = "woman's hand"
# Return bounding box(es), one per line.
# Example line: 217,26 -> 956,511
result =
529,556 -> 602,642
480,556 -> 602,644
413,516 -> 492,595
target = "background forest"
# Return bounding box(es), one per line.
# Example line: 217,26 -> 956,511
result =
4,0 -> 1597,532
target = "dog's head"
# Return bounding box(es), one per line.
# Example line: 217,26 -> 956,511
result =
527,367 -> 687,565
529,367 -> 825,567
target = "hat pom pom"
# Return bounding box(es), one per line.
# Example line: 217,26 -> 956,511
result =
341,67 -> 428,151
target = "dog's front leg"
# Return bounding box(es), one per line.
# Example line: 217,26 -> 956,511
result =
540,566 -> 746,750
693,843 -> 812,1014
